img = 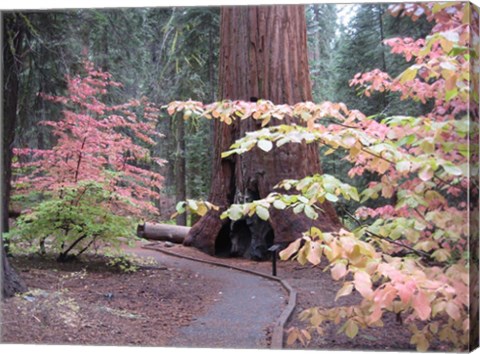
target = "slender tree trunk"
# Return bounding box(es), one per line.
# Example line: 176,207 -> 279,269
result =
206,26 -> 216,200
2,13 -> 28,298
175,118 -> 187,226
101,23 -> 109,72
208,27 -> 216,103
185,5 -> 341,259
312,5 -> 322,96
377,4 -> 388,110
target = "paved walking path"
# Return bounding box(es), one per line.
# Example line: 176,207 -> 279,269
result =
132,247 -> 286,349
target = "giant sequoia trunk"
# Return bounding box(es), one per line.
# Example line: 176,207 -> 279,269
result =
184,5 -> 341,259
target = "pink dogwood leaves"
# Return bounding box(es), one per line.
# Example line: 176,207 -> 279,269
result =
13,60 -> 165,217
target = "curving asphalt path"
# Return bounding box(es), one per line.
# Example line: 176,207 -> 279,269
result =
132,248 -> 286,349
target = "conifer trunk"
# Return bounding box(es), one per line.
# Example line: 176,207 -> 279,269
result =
184,5 -> 341,258
2,14 -> 28,298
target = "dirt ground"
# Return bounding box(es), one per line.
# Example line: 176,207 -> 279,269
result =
1,241 -> 448,351
1,252 -> 221,346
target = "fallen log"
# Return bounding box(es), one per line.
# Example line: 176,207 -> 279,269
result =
137,222 -> 190,244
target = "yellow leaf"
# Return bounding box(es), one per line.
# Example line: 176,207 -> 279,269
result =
439,38 -> 453,53
261,115 -> 271,127
431,249 -> 450,262
432,300 -> 446,317
399,67 -> 418,84
324,241 -> 341,262
335,282 -> 354,301
420,139 -> 435,154
344,319 -> 359,339
308,227 -> 323,240
286,330 -> 298,346
196,203 -> 208,216
223,115 -> 233,125
310,310 -> 324,327
297,244 -> 309,265
411,332 -> 430,352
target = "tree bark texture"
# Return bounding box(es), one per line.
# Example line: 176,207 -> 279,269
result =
184,5 -> 340,258
2,14 -> 28,298
2,246 -> 27,298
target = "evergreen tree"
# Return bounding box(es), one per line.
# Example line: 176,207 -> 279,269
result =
5,8 -> 220,223
306,4 -> 337,103
333,4 -> 433,116
320,4 -> 433,219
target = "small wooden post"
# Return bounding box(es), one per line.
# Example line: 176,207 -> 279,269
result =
268,244 -> 282,277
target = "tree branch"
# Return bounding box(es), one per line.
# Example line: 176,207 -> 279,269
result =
342,207 -> 433,260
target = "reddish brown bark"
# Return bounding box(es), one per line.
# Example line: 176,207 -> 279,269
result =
184,5 -> 341,257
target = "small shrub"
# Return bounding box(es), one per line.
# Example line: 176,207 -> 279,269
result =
9,181 -> 134,262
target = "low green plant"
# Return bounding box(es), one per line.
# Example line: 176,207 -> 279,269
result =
102,248 -> 158,273
9,180 -> 135,262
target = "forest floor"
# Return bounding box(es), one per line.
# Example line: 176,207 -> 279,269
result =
1,251 -> 222,346
1,240 -> 447,351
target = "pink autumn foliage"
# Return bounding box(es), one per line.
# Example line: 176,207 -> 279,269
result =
275,3 -> 476,351
13,60 -> 165,217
